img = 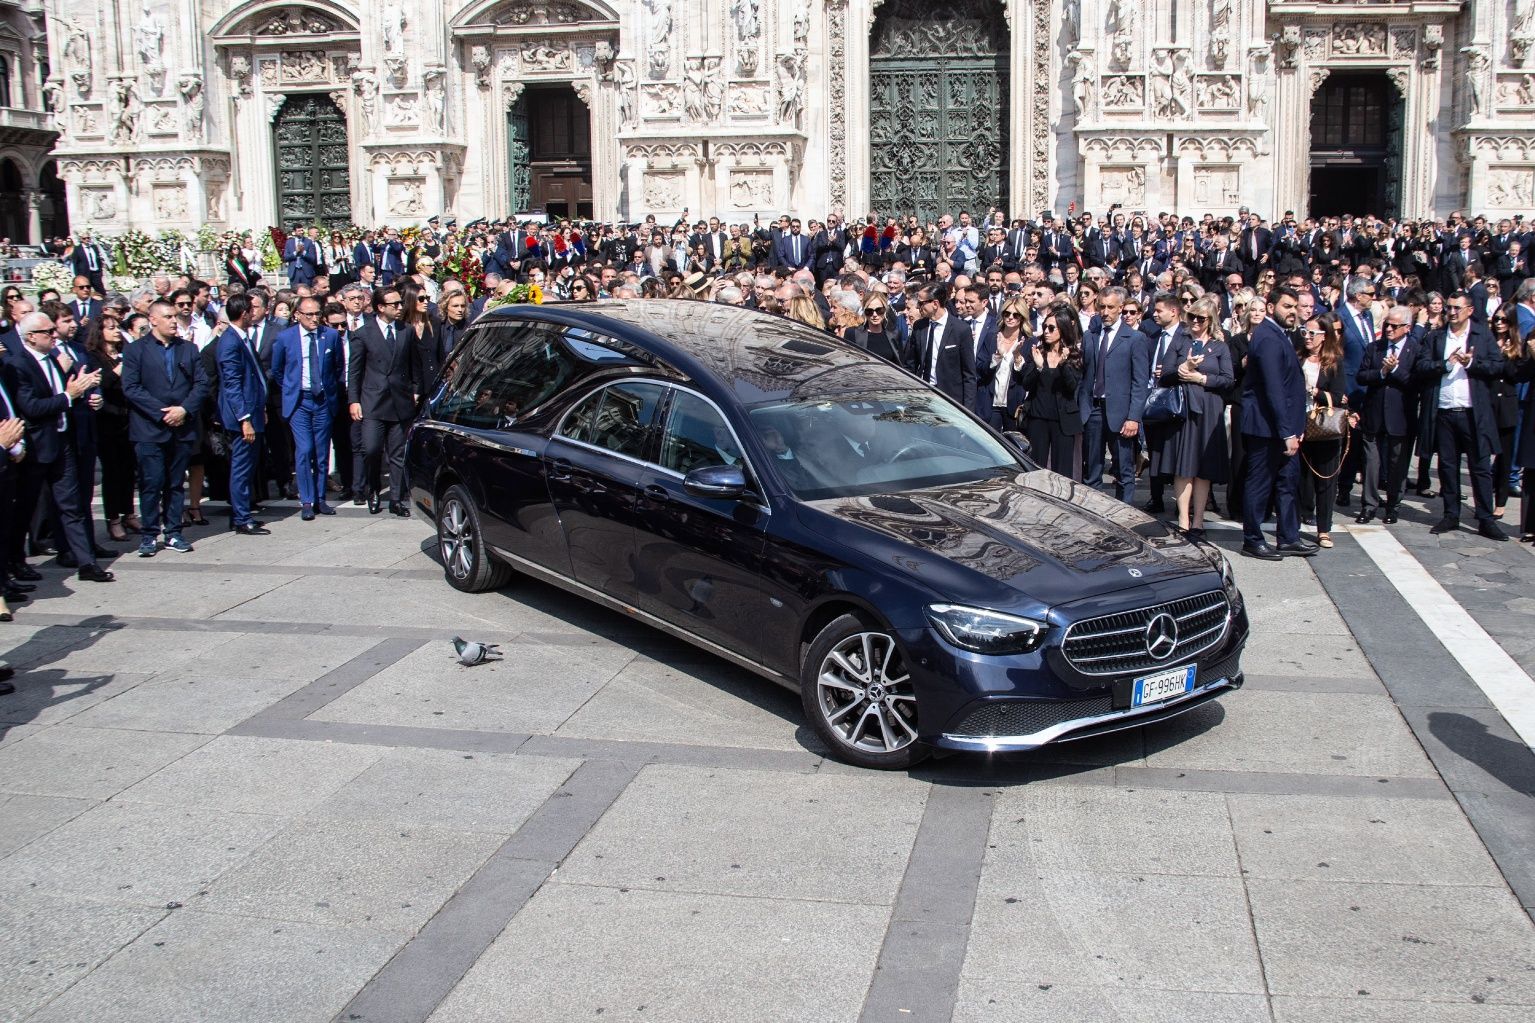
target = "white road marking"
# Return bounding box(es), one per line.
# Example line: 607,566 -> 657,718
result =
1345,523 -> 1535,751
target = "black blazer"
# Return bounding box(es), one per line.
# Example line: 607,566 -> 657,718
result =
1357,335 -> 1420,436
1413,323 -> 1508,458
6,346 -> 75,464
120,335 -> 211,445
903,315 -> 977,409
348,317 -> 421,421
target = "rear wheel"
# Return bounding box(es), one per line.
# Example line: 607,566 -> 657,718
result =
801,614 -> 929,770
437,483 -> 512,592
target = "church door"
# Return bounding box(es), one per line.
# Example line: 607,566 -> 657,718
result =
273,94 -> 353,228
869,1 -> 1010,222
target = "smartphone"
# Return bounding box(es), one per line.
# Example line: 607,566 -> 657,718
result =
1191,339 -> 1207,357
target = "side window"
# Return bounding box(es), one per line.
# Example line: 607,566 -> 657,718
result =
660,391 -> 739,475
584,382 -> 666,459
436,324 -> 640,430
557,387 -> 604,445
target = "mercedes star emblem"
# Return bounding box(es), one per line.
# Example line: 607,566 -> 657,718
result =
1144,612 -> 1179,660
1128,568 -> 1143,578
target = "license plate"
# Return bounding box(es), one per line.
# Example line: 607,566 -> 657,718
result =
1132,664 -> 1196,707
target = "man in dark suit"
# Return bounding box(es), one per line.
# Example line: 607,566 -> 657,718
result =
66,277 -> 102,329
68,233 -> 109,294
1415,290 -> 1508,538
7,313 -> 113,581
774,219 -> 813,271
374,229 -> 407,285
122,300 -> 210,557
273,296 -> 344,522
811,215 -> 847,286
351,232 -> 376,282
1078,287 -> 1150,501
1238,216 -> 1272,286
903,283 -> 977,410
1239,287 -> 1314,560
1141,292 -> 1189,514
214,293 -> 270,536
40,301 -> 108,564
956,285 -> 999,421
1200,235 -> 1245,292
348,286 -> 419,517
0,372 -> 29,620
1356,307 -> 1420,524
283,227 -> 320,288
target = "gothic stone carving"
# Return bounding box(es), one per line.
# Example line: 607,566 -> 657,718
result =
152,183 -> 188,221
730,169 -> 773,209
1100,166 -> 1146,207
388,177 -> 426,216
643,171 -> 684,209
777,50 -> 805,128
1101,75 -> 1144,110
1192,166 -> 1241,206
1488,166 -> 1535,207
1498,74 -> 1535,110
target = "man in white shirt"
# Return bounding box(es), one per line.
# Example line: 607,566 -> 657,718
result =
1424,291 -> 1506,539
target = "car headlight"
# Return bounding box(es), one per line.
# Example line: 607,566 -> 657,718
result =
1219,556 -> 1244,613
925,604 -> 1050,654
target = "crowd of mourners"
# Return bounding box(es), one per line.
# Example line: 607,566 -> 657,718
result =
0,202 -> 1532,684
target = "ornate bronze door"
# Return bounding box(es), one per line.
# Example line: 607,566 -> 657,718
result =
273,94 -> 353,227
869,0 -> 1009,222
508,96 -> 532,213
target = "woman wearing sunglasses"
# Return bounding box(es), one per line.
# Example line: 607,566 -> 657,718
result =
1153,294 -> 1233,540
1017,300 -> 1082,477
844,294 -> 904,364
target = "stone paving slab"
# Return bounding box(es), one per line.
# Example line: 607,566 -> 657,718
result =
21,908 -> 403,1023
114,734 -> 385,814
426,883 -> 888,1023
953,978 -> 1274,1023
0,725 -> 210,800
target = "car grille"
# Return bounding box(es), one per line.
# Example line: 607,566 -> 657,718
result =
1061,590 -> 1231,677
948,695 -> 1114,739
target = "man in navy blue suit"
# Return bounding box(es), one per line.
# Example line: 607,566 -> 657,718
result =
6,313 -> 113,582
215,293 -> 270,536
283,226 -> 320,288
1078,287 -> 1150,501
66,277 -> 102,329
1334,276 -> 1376,505
903,283 -> 977,410
956,285 -> 999,422
374,228 -> 406,285
1240,287 -> 1316,560
773,219 -> 813,270
351,231 -> 376,283
122,300 -> 211,556
272,296 -> 344,522
1356,306 -> 1420,524
67,233 -> 108,294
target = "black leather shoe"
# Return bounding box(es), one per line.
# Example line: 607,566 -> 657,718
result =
92,546 -> 115,559
352,495 -> 367,506
10,564 -> 40,582
1382,508 -> 1400,524
1415,485 -> 1435,497
4,589 -> 30,603
1277,539 -> 1320,557
0,664 -> 14,681
1355,509 -> 1376,524
55,553 -> 79,569
389,501 -> 410,518
5,580 -> 35,592
1430,517 -> 1459,535
1336,493 -> 1352,508
77,565 -> 115,583
0,681 -> 14,695
233,523 -> 272,536
1478,521 -> 1510,541
1241,542 -> 1283,561
284,483 -> 300,500
301,505 -> 316,522
1142,500 -> 1166,514
316,503 -> 336,516
368,492 -> 382,514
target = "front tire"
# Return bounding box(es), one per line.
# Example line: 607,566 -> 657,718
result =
801,614 -> 928,770
437,483 -> 512,593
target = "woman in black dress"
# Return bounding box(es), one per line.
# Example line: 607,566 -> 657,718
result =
1492,304 -> 1523,520
843,295 -> 904,364
224,244 -> 260,289
1018,301 -> 1082,478
1156,295 -> 1233,539
1296,311 -> 1352,549
84,310 -> 137,542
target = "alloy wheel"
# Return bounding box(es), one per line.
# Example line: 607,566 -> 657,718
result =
439,496 -> 475,579
815,631 -> 919,754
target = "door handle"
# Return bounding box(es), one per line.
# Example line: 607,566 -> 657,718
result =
643,484 -> 669,502
547,458 -> 573,482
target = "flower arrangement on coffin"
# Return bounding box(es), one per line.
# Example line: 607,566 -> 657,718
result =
30,260 -> 72,294
113,230 -> 165,276
484,283 -> 543,310
437,249 -> 487,298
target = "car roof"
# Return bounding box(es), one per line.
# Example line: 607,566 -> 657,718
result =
481,299 -> 917,405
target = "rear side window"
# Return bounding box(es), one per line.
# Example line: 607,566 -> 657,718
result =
578,381 -> 666,459
434,323 -> 641,429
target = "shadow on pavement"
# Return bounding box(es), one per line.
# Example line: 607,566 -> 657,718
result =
0,615 -> 125,741
1427,710 -> 1535,797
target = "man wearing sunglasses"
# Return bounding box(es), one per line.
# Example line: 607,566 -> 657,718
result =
348,287 -> 420,516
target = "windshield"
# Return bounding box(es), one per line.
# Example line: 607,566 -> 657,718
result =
747,390 -> 1021,500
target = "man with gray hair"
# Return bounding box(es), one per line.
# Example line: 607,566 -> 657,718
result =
1355,304 -> 1420,524
713,285 -> 744,305
1335,274 -> 1378,507
8,312 -> 113,582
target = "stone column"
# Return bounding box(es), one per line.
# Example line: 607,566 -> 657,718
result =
25,190 -> 42,244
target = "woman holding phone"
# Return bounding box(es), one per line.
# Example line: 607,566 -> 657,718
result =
1017,300 -> 1082,478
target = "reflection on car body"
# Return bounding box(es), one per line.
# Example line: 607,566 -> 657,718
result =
406,301 -> 1249,769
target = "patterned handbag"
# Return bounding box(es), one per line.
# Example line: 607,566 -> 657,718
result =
1304,391 -> 1349,442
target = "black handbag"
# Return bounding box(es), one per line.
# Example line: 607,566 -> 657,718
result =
1142,384 -> 1187,423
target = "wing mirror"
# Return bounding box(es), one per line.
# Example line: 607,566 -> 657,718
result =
683,464 -> 749,500
1002,430 -> 1032,457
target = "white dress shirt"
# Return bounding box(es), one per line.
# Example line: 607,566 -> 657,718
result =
1438,327 -> 1473,410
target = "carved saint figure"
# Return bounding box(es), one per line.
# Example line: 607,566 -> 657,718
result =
352,69 -> 380,131
381,2 -> 406,56
423,69 -> 446,132
1464,45 -> 1490,116
134,2 -> 164,66
109,79 -> 141,142
1067,51 -> 1093,118
178,74 -> 204,141
1105,0 -> 1130,36
731,0 -> 760,41
683,58 -> 707,123
777,50 -> 804,126
792,0 -> 811,46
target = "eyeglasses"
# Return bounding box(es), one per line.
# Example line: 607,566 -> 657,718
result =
1189,314 -> 1211,323
174,301 -> 193,308
377,299 -> 402,307
1001,311 -> 1022,319
416,296 -> 429,303
296,308 -> 320,317
1302,328 -> 1326,336
865,307 -> 887,315
1041,322 -> 1060,333
25,328 -> 55,337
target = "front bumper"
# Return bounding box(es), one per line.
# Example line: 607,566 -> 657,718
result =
903,600 -> 1249,753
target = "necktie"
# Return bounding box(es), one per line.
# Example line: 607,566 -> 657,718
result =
793,236 -> 801,263
42,354 -> 67,431
308,331 -> 323,398
85,247 -> 97,271
1155,330 -> 1171,384
77,301 -> 86,319
1094,326 -> 1109,398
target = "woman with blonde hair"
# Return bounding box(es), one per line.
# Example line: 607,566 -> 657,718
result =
787,292 -> 826,330
1152,294 -> 1233,539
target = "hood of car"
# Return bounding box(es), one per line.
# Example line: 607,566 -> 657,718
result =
803,469 -> 1220,611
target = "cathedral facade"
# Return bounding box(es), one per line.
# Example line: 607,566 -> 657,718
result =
12,0 -> 1535,238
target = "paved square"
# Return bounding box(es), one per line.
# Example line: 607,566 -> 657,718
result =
1,507 -> 1532,1022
